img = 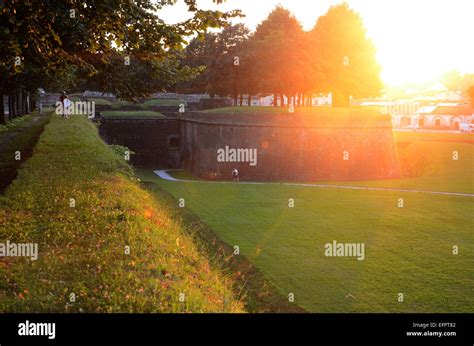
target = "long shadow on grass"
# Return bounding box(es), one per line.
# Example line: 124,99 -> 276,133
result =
141,181 -> 306,313
0,114 -> 51,194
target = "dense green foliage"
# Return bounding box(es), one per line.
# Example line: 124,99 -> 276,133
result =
178,4 -> 382,107
0,0 -> 241,120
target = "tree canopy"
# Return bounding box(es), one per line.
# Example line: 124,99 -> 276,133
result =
178,4 -> 383,107
309,3 -> 382,106
0,0 -> 242,109
1,1 -> 384,118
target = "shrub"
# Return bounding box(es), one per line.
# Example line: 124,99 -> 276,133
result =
397,141 -> 433,177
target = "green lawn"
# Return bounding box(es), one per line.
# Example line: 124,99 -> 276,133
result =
137,134 -> 474,313
203,106 -> 380,114
144,98 -> 186,106
101,110 -> 164,118
202,105 -> 383,118
394,130 -> 474,143
318,139 -> 474,194
86,97 -> 113,106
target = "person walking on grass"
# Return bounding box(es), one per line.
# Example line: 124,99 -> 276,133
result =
232,168 -> 239,182
59,91 -> 71,119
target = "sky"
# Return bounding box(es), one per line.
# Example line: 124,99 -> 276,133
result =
158,0 -> 474,86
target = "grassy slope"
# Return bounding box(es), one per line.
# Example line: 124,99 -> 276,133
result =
203,106 -> 380,113
0,114 -> 243,313
143,135 -> 474,313
147,178 -> 474,313
144,98 -> 185,106
200,106 -> 387,125
0,113 -> 51,193
86,97 -> 113,106
138,176 -> 304,313
319,133 -> 474,193
101,110 -> 164,118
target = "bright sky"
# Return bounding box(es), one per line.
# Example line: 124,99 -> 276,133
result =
158,0 -> 474,86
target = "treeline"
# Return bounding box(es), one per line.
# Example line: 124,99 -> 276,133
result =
0,0 -> 242,124
0,1 -> 383,124
0,91 -> 36,123
177,4 -> 383,107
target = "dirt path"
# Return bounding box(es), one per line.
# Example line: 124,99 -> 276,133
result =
153,170 -> 474,198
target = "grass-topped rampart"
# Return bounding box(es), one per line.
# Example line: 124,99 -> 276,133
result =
0,114 -> 243,312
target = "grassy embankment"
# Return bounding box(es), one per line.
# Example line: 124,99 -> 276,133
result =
0,114 -> 243,312
201,106 -> 385,123
140,114 -> 473,313
101,110 -> 165,118
322,130 -> 474,193
0,113 -> 51,193
143,98 -> 186,107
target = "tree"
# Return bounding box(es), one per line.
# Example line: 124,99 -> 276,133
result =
310,3 -> 382,107
468,85 -> 474,107
251,6 -> 308,107
0,0 -> 242,122
442,70 -> 463,91
176,33 -> 219,95
176,23 -> 255,105
210,24 -> 253,104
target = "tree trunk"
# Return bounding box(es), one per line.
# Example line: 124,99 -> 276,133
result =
0,93 -> 5,124
22,90 -> 26,114
9,93 -> 15,120
233,93 -> 238,107
20,89 -> 25,115
30,93 -> 36,112
27,91 -> 31,113
332,91 -> 350,108
247,94 -> 251,107
10,93 -> 15,119
16,90 -> 20,117
273,93 -> 277,107
239,93 -> 243,107
8,94 -> 12,121
15,90 -> 20,117
24,90 -> 29,114
14,92 -> 18,118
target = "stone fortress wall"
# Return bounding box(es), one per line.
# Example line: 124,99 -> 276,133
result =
98,110 -> 400,181
180,112 -> 400,181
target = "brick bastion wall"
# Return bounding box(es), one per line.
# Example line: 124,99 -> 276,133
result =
97,110 -> 400,181
180,111 -> 400,181
98,117 -> 181,168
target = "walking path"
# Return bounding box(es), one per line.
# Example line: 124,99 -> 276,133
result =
153,170 -> 474,198
0,114 -> 49,193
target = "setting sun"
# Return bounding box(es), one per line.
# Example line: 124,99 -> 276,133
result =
1,0 -> 473,343
159,0 -> 474,86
